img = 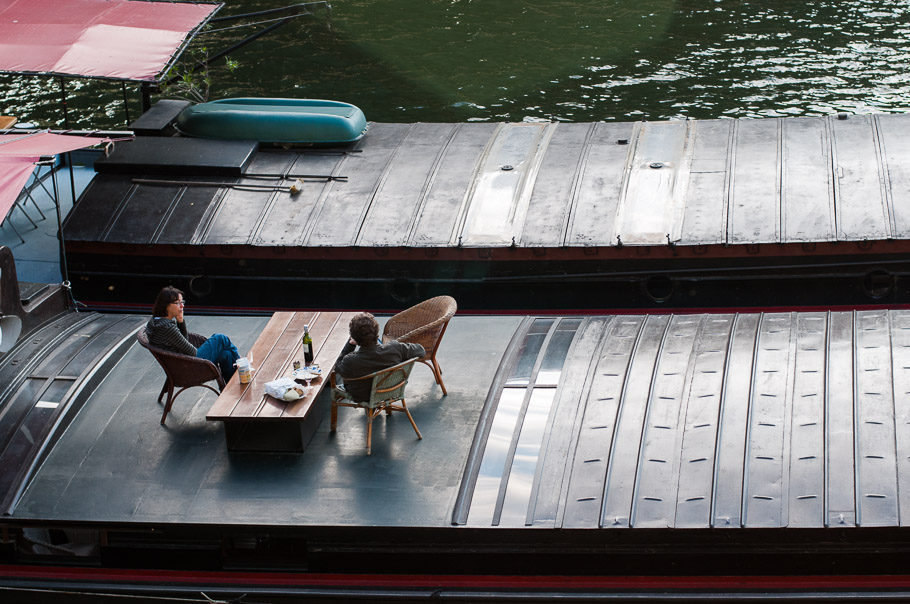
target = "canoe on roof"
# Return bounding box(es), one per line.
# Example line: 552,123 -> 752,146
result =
175,97 -> 368,144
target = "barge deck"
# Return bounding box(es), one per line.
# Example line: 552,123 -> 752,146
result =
4,268 -> 910,597
61,113 -> 910,312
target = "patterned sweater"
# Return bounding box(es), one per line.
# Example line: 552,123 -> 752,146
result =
145,316 -> 197,356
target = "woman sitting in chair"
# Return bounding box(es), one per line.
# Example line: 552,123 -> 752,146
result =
145,286 -> 240,380
334,312 -> 425,402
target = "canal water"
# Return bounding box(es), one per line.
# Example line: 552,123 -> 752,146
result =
1,0 -> 909,129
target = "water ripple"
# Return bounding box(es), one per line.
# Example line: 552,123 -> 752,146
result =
2,0 -> 910,127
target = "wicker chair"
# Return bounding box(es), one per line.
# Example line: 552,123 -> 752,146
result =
330,358 -> 421,455
136,329 -> 225,424
381,296 -> 457,395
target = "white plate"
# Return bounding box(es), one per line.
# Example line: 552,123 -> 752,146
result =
293,367 -> 322,381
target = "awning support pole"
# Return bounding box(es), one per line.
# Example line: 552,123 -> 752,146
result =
58,77 -> 77,217
49,159 -> 71,308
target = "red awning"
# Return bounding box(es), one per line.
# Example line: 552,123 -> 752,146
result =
0,155 -> 35,221
0,131 -> 118,156
0,131 -> 122,223
0,0 -> 221,82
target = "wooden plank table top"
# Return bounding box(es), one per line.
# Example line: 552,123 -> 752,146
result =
206,311 -> 355,422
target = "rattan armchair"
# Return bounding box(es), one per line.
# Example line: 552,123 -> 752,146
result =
381,295 -> 457,395
137,329 -> 225,424
330,358 -> 421,455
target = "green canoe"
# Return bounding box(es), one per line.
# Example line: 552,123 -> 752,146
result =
175,98 -> 368,144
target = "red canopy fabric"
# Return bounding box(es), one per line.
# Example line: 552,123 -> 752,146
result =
0,131 -> 116,156
0,131 -> 118,223
0,155 -> 36,221
0,0 -> 221,82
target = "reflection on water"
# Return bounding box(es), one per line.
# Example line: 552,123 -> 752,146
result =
2,0 -> 909,129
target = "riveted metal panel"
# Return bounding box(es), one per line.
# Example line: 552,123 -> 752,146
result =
890,310 -> 910,526
678,119 -> 732,246
830,115 -> 890,241
64,174 -> 134,241
853,310 -> 898,526
675,315 -> 735,528
498,387 -> 558,527
468,318 -> 558,527
0,313 -> 146,515
781,117 -> 834,242
459,123 -> 553,246
499,319 -> 586,527
532,317 -> 612,527
305,123 -> 413,246
358,123 -> 460,246
466,386 -> 527,527
601,314 -> 670,528
157,181 -> 223,245
615,120 -> 690,246
68,115 -> 910,257
876,113 -> 910,238
633,316 -> 701,528
562,316 -> 643,529
788,313 -> 827,527
743,313 -> 794,528
244,150 -> 299,176
103,180 -> 181,244
455,310 -> 910,534
522,123 -> 595,247
255,152 -> 341,246
202,151 -> 297,245
200,185 -> 270,245
32,314 -> 114,378
826,311 -> 857,527
411,123 -> 498,246
728,119 -> 780,244
565,122 -> 635,246
712,314 -> 761,528
241,151 -> 300,245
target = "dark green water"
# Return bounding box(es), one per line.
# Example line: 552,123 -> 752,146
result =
2,0 -> 909,129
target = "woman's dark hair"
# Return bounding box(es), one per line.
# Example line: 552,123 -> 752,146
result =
349,312 -> 379,347
153,286 -> 184,318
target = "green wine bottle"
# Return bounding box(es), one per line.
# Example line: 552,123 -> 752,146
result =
302,324 -> 314,365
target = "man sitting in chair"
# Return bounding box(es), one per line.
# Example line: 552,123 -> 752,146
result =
334,312 -> 425,402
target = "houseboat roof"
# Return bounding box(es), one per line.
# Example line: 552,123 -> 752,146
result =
4,250 -> 910,598
7,308 -> 910,538
66,113 -> 910,252
59,113 -> 910,311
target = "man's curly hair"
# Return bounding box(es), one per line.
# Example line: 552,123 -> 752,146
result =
349,312 -> 379,347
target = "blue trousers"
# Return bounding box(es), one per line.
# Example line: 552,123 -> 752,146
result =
196,333 -> 240,380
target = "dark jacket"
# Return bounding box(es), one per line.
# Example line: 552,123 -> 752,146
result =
145,316 -> 196,356
334,340 -> 425,402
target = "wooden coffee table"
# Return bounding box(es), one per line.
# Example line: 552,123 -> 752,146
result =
206,311 -> 355,452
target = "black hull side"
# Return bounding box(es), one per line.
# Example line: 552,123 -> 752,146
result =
65,249 -> 910,313
4,524 -> 910,602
